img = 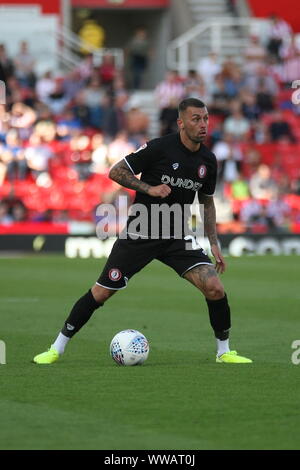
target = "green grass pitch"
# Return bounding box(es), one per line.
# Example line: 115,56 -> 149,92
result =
0,255 -> 299,450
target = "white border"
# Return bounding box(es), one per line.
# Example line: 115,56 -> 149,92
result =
96,277 -> 128,291
124,157 -> 135,174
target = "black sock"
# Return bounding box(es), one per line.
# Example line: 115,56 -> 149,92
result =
205,293 -> 231,340
61,290 -> 103,338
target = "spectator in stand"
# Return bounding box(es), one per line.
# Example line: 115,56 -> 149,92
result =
6,76 -> 23,106
13,40 -> 36,88
280,34 -> 300,86
244,147 -> 261,177
270,151 -> 291,194
243,35 -> 267,75
101,93 -> 128,139
223,100 -> 251,141
268,109 -> 296,142
0,61 -> 6,86
183,70 -> 211,103
99,53 -> 117,91
266,14 -> 293,62
44,78 -> 70,115
90,133 -> 109,174
35,71 -> 56,104
256,81 -> 275,114
113,75 -> 129,102
230,173 -> 250,201
125,99 -> 149,145
240,197 -> 264,230
212,132 -> 243,187
24,133 -> 53,179
221,55 -> 240,81
0,44 -> 14,82
11,201 -> 27,222
265,191 -> 291,231
56,109 -> 82,141
159,97 -> 179,137
78,19 -> 106,53
244,65 -> 279,97
226,0 -> 238,16
223,67 -> 245,99
65,133 -> 91,180
196,52 -> 222,89
249,164 -> 277,200
76,53 -> 94,83
63,69 -> 86,101
9,102 -> 37,139
2,128 -> 27,180
72,90 -> 91,128
209,74 -> 230,117
155,70 -> 184,110
34,120 -> 56,144
240,89 -> 261,121
126,27 -> 151,90
0,140 -> 7,185
291,178 -> 300,196
81,76 -> 106,129
252,120 -> 268,144
107,130 -> 135,166
0,200 -> 13,224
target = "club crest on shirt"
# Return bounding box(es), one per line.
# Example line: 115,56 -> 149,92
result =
172,163 -> 179,170
134,143 -> 147,153
109,268 -> 122,281
198,165 -> 207,178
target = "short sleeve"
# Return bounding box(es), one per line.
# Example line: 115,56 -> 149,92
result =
124,140 -> 160,175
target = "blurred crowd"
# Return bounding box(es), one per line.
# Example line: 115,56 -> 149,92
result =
0,14 -> 300,234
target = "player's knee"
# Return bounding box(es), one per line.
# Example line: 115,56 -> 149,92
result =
203,279 -> 224,300
91,284 -> 115,303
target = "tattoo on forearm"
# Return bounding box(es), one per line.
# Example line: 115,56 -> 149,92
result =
199,195 -> 218,246
109,160 -> 151,195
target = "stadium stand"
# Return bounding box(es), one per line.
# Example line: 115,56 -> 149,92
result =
0,1 -> 300,235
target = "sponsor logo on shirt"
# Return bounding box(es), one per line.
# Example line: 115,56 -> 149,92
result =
161,174 -> 202,191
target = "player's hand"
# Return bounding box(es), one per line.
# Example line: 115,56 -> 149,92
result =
211,244 -> 226,274
148,184 -> 171,198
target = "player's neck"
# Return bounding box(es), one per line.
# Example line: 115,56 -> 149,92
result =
179,132 -> 201,153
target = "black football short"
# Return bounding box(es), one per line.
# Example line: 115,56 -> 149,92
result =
96,237 -> 213,290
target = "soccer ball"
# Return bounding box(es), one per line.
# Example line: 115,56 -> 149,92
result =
110,329 -> 149,366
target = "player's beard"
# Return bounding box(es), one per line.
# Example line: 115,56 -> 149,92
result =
187,130 -> 206,144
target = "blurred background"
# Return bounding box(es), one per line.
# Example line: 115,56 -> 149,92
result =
0,0 -> 300,255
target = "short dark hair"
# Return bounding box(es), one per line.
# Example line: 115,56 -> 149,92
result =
178,98 -> 206,114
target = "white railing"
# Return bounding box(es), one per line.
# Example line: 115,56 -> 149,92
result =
55,27 -> 124,71
167,17 -> 270,76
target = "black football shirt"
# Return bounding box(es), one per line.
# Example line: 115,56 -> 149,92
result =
123,133 -> 217,238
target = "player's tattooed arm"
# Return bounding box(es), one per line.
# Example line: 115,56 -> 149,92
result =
198,194 -> 218,246
109,160 -> 171,198
198,193 -> 226,274
109,159 -> 152,194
